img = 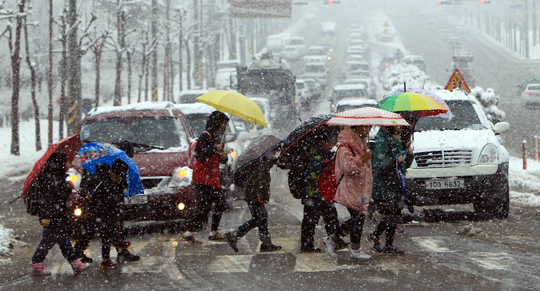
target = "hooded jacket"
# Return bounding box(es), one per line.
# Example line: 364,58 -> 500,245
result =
334,127 -> 373,213
36,152 -> 72,221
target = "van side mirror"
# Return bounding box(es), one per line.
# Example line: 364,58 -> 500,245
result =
494,122 -> 510,135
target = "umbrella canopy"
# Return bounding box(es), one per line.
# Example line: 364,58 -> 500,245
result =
383,87 -> 454,119
22,134 -> 82,198
78,142 -> 144,198
234,129 -> 288,170
277,114 -> 338,169
196,90 -> 268,127
327,107 -> 410,127
376,92 -> 449,117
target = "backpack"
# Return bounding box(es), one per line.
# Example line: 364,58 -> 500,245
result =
233,162 -> 250,188
26,185 -> 40,216
187,131 -> 211,168
316,143 -> 354,204
288,161 -> 308,199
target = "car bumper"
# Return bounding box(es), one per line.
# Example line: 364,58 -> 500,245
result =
406,163 -> 508,206
67,185 -> 196,223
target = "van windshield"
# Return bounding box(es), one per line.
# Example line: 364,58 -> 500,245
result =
333,89 -> 366,99
80,116 -> 189,151
306,65 -> 325,73
415,100 -> 485,131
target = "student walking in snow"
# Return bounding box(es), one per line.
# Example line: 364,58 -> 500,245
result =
299,127 -> 346,253
31,152 -> 91,276
224,149 -> 282,252
183,111 -> 230,243
323,125 -> 373,261
366,126 -> 413,255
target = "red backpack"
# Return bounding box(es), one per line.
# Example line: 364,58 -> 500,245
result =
187,131 -> 211,168
317,143 -> 354,204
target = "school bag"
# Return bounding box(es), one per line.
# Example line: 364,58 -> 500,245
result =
187,131 -> 211,168
316,143 -> 354,204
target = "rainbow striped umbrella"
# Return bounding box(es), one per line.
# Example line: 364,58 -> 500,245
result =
376,92 -> 449,117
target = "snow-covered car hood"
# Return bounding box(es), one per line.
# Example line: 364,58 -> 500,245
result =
413,129 -> 488,151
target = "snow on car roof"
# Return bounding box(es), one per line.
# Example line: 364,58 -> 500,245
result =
333,84 -> 367,90
433,89 -> 472,101
88,101 -> 176,116
174,103 -> 216,115
179,90 -> 210,96
336,98 -> 377,106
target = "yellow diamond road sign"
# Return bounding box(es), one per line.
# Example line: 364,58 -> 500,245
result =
444,68 -> 471,93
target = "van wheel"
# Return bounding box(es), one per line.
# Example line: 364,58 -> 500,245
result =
473,182 -> 509,219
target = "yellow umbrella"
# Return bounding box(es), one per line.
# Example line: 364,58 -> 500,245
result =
196,90 -> 268,127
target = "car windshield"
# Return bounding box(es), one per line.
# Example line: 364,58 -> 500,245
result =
80,116 -> 189,151
349,63 -> 368,71
306,65 -> 325,73
415,100 -> 485,131
349,71 -> 370,77
289,39 -> 304,45
336,104 -> 374,112
527,85 -> 540,91
308,48 -> 324,55
296,82 -> 305,90
180,94 -> 203,103
183,114 -> 208,137
333,89 -> 366,99
284,47 -> 296,52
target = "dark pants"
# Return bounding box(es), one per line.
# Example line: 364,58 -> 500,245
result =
237,201 -> 269,240
333,208 -> 365,249
373,199 -> 403,247
32,220 -> 78,264
74,214 -> 123,260
301,197 -> 339,250
186,183 -> 227,232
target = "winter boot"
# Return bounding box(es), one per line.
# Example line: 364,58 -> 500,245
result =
259,235 -> 282,252
117,249 -> 141,263
224,231 -> 240,252
208,231 -> 227,242
100,258 -> 119,269
112,240 -> 131,249
70,258 -> 91,274
30,262 -> 51,276
76,250 -> 93,263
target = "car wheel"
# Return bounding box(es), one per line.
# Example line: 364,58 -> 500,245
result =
473,181 -> 509,219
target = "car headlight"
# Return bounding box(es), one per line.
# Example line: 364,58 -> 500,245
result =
74,208 -> 82,216
478,143 -> 499,164
168,166 -> 193,187
178,203 -> 186,210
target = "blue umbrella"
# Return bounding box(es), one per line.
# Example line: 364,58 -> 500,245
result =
78,142 -> 144,198
396,160 -> 414,213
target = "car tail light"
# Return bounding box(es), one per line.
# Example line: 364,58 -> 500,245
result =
526,93 -> 530,96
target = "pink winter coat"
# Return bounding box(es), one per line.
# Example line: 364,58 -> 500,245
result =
334,127 -> 373,213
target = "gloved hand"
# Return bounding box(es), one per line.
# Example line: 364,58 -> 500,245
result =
40,219 -> 50,227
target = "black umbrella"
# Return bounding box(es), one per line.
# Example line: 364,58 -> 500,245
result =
234,129 -> 288,170
277,114 -> 338,169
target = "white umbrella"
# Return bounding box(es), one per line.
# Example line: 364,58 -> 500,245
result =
327,107 -> 410,126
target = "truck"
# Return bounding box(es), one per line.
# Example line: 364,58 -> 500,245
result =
451,50 -> 475,87
236,53 -> 298,130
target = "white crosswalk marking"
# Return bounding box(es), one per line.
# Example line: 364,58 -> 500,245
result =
412,236 -> 453,252
469,252 -> 513,270
294,253 -> 337,272
208,255 -> 253,273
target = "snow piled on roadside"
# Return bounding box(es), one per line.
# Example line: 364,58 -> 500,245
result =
0,223 -> 15,259
509,156 -> 540,208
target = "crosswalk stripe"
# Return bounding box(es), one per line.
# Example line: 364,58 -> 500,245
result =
294,253 -> 336,272
411,236 -> 453,252
208,255 -> 253,273
469,252 -> 513,270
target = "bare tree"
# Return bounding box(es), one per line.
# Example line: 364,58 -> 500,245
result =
53,8 -> 68,139
90,30 -> 109,108
23,18 -> 41,151
136,32 -> 156,103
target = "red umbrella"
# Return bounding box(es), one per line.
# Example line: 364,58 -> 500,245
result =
21,134 -> 82,198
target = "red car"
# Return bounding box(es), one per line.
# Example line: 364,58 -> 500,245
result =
66,102 -> 197,233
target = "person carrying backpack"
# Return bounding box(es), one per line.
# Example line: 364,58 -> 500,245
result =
323,125 -> 373,261
366,126 -> 413,255
299,126 -> 346,253
183,111 -> 230,243
30,152 -> 91,276
224,149 -> 282,253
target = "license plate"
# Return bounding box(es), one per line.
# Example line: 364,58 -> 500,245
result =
425,179 -> 464,190
124,195 -> 148,205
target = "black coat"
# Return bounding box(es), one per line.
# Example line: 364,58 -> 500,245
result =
36,173 -> 72,221
243,156 -> 277,203
87,176 -> 126,221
